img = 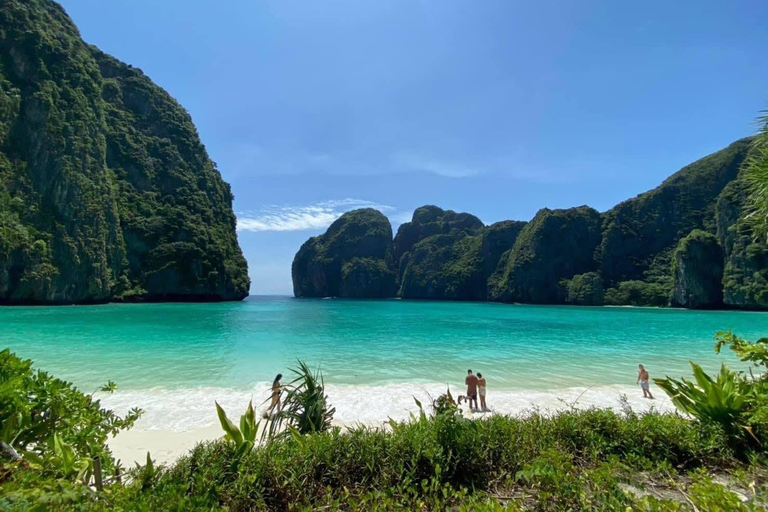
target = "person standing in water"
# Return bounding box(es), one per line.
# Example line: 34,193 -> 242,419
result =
477,372 -> 487,411
263,373 -> 283,418
465,369 -> 479,410
636,365 -> 654,399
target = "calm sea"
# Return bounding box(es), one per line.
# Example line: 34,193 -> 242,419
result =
3,296 -> 767,428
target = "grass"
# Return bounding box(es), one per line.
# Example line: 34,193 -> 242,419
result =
81,407 -> 768,510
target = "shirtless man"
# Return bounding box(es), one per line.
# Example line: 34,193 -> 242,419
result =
637,364 -> 654,399
465,369 -> 479,410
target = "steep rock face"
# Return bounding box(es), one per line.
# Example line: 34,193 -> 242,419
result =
0,0 -> 249,303
291,138 -> 767,309
292,209 -> 396,298
599,138 -> 752,296
398,234 -> 485,300
395,211 -> 524,301
716,180 -> 768,308
393,205 -> 483,268
481,220 -> 527,277
670,230 -> 724,308
490,206 -> 602,303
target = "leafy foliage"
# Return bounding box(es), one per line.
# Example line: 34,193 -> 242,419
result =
0,349 -> 142,477
560,271 -> 604,305
6,352 -> 768,509
744,110 -> 768,243
215,400 -> 259,469
654,363 -> 754,442
604,280 -> 670,307
655,332 -> 768,450
263,360 -> 335,439
717,178 -> 768,309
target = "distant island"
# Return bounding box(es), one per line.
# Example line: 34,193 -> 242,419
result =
293,138 -> 768,310
0,0 -> 249,304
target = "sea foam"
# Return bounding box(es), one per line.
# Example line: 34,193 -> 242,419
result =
98,382 -> 677,432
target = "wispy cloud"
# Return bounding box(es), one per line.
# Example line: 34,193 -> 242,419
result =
222,143 -> 485,180
392,153 -> 479,178
237,199 -> 396,232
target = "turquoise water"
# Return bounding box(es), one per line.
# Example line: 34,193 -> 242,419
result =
2,296 -> 767,392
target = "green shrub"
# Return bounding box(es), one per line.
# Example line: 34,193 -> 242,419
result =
263,361 -> 335,439
604,280 -> 670,306
0,349 -> 141,478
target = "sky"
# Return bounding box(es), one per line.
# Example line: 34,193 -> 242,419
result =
59,0 -> 768,295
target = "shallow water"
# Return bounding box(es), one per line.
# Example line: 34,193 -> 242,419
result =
3,297 -> 767,429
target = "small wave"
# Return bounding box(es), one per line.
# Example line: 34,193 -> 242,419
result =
97,382 -> 676,432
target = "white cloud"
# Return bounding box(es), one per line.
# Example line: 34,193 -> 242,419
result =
237,199 -> 397,233
393,153 -> 479,178
221,143 -> 484,179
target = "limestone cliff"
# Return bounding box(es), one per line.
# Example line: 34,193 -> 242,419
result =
489,206 -> 602,304
670,230 -> 724,309
0,0 -> 249,303
292,209 -> 396,298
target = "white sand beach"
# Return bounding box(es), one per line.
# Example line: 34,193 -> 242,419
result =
105,383 -> 677,465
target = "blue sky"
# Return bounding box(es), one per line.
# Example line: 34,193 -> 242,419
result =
60,0 -> 768,294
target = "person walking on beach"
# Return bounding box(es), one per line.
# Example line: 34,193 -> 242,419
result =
477,372 -> 487,411
263,373 -> 283,418
637,364 -> 654,399
465,369 -> 479,410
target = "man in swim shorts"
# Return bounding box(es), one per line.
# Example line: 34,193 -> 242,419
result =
465,369 -> 479,410
637,364 -> 654,399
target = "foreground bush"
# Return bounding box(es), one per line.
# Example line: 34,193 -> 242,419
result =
2,350 -> 767,510
102,408 -> 742,511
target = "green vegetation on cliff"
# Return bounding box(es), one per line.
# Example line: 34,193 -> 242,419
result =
599,138 -> 752,299
490,206 -> 602,304
398,233 -> 486,300
292,209 -> 396,298
0,0 -> 249,303
293,133 -> 768,309
561,272 -> 604,306
395,206 -> 491,300
392,205 -> 484,265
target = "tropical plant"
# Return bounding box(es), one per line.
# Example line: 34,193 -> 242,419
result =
49,433 -> 90,482
654,363 -> 754,442
0,349 -> 142,479
744,109 -> 768,242
263,361 -> 335,439
431,388 -> 462,417
716,329 -> 768,370
215,400 -> 259,466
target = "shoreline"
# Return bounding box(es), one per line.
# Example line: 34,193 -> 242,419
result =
105,382 -> 677,465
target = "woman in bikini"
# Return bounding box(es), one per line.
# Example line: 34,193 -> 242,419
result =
263,373 -> 283,418
477,372 -> 487,411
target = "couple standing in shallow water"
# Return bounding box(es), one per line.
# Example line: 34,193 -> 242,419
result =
465,369 -> 488,411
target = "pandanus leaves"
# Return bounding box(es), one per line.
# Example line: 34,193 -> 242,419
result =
263,360 -> 335,440
654,363 -> 753,438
